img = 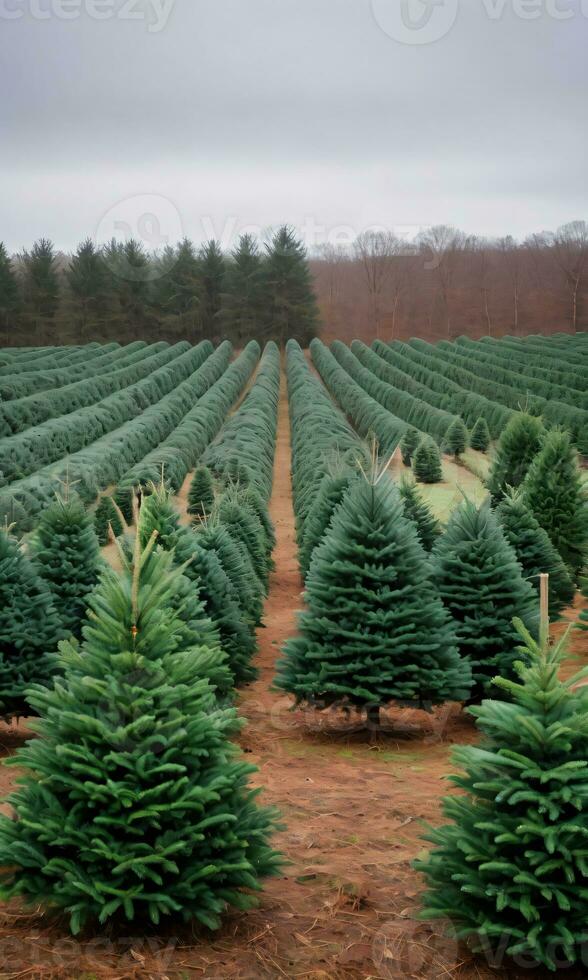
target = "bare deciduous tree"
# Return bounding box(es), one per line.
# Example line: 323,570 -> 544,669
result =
353,230 -> 403,339
417,225 -> 468,338
553,220 -> 588,332
497,235 -> 523,335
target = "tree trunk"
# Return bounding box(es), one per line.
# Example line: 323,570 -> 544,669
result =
365,702 -> 380,734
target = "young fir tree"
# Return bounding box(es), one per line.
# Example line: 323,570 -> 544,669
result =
415,618 -> 588,972
187,465 -> 215,519
194,521 -> 264,628
413,438 -> 443,484
0,528 -> 62,718
276,472 -> 471,722
114,484 -> 135,523
0,534 -> 281,934
431,498 -> 537,700
444,418 -> 468,459
299,468 -> 358,577
579,578 -> 588,631
94,495 -> 124,546
487,411 -> 544,504
0,241 -> 20,338
399,477 -> 441,553
139,484 -> 257,685
262,225 -> 319,346
32,496 -> 102,640
216,493 -> 270,588
496,489 -> 575,619
400,426 -> 420,466
470,416 -> 490,453
523,428 -> 588,580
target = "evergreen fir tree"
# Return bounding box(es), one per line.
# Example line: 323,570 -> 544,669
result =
32,496 -> 102,640
470,416 -> 490,452
222,234 -> 265,344
0,528 -> 62,718
262,226 -> 319,346
444,418 -> 468,458
66,238 -> 110,339
139,485 -> 257,685
216,493 -> 270,588
416,619 -> 588,972
20,238 -> 60,338
496,489 -> 575,618
195,521 -> 264,628
299,468 -> 357,576
0,536 -> 280,934
413,438 -> 443,483
187,465 -> 215,519
276,473 -> 471,719
152,238 -> 199,338
579,578 -> 588,631
94,495 -> 124,546
198,240 -> 225,337
523,428 -> 588,580
114,485 -> 135,523
399,477 -> 441,552
103,239 -> 153,340
431,497 -> 537,700
400,426 -> 420,466
173,527 -> 258,685
239,484 -> 277,560
0,242 -> 20,339
487,411 -> 544,504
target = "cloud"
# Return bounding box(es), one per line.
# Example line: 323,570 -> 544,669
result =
1,0 -> 585,250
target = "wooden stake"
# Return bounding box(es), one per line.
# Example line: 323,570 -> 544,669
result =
539,573 -> 549,649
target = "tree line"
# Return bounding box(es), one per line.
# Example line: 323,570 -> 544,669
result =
0,226 -> 319,348
312,220 -> 588,342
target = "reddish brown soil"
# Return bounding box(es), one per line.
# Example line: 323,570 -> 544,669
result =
0,374 -> 586,979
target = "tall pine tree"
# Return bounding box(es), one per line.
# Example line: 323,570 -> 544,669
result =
0,242 -> 20,340
32,496 -> 103,639
66,238 -> 110,340
416,619 -> 588,972
222,234 -> 265,344
0,534 -> 280,934
198,240 -> 225,338
0,528 -> 62,718
20,238 -> 60,341
262,226 -> 319,346
431,497 -> 537,700
523,428 -> 588,580
276,473 -> 470,721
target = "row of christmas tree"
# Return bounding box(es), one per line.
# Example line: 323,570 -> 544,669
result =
0,343 -> 283,933
279,346 -> 588,715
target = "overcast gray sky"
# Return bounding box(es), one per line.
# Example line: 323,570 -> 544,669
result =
1,0 -> 586,253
